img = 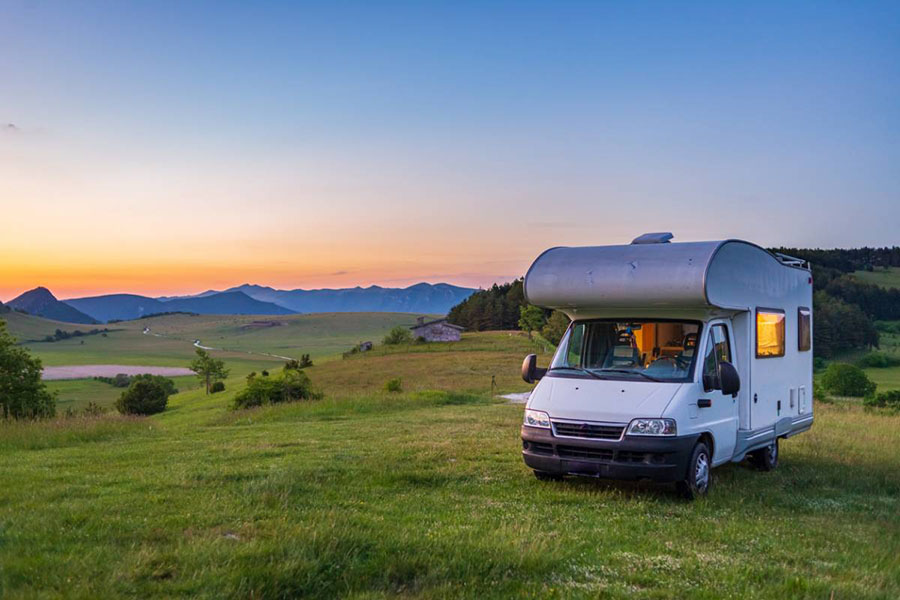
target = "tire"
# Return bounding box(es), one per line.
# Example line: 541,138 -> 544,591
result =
533,470 -> 563,482
676,441 -> 711,500
750,439 -> 779,471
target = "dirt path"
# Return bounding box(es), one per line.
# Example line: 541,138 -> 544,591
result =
42,365 -> 195,381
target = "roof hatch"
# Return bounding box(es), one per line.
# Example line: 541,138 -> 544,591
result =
631,232 -> 674,245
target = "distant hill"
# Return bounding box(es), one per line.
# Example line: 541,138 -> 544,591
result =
65,291 -> 295,322
38,282 -> 475,323
7,287 -> 98,324
0,300 -> 8,315
161,292 -> 295,316
211,282 -> 476,314
66,294 -> 167,322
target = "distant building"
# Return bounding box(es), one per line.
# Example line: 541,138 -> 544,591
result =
410,316 -> 464,342
359,341 -> 373,352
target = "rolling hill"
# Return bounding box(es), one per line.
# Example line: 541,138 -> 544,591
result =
161,291 -> 295,316
65,291 -> 295,322
7,287 -> 98,324
65,293 -> 168,322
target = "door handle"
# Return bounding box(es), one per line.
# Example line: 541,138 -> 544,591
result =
698,398 -> 712,408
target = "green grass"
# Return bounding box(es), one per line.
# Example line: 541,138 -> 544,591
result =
3,311 -> 434,372
46,376 -> 200,412
853,267 -> 900,290
1,332 -> 899,598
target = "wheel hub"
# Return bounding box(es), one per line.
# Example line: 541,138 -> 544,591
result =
695,452 -> 710,490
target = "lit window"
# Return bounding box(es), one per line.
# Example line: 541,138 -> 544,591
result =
798,307 -> 811,352
756,309 -> 785,358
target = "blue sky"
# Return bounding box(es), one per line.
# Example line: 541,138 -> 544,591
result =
1,1 -> 898,297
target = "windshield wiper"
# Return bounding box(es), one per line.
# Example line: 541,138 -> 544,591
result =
589,368 -> 664,382
548,366 -> 606,380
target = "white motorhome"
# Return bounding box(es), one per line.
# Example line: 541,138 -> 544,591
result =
520,233 -> 814,498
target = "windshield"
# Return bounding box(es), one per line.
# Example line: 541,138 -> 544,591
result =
550,319 -> 702,382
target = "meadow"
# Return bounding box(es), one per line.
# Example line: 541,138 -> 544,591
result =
5,311 -> 429,411
853,267 -> 900,290
0,325 -> 899,598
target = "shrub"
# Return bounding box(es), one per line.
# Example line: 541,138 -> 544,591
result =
210,381 -> 225,393
82,402 -> 105,417
812,380 -> 831,404
863,390 -> 900,410
541,311 -> 570,346
95,373 -> 133,387
383,326 -> 413,345
384,377 -> 402,393
116,379 -> 170,415
856,351 -> 900,369
820,363 -> 877,398
813,357 -> 826,372
231,368 -> 321,410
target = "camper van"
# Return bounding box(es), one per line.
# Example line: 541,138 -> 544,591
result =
520,233 -> 814,498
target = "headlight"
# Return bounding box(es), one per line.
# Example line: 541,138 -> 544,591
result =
627,418 -> 677,436
524,409 -> 551,429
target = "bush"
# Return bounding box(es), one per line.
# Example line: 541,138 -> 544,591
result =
820,363 -> 877,398
812,380 -> 831,404
231,368 -> 321,410
383,326 -> 413,345
210,381 -> 225,393
384,377 -> 402,393
863,390 -> 900,410
0,320 -> 56,419
813,357 -> 826,372
856,351 -> 900,369
95,373 -> 133,387
541,311 -> 570,346
116,379 -> 170,415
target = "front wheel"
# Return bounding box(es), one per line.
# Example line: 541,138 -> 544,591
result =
751,439 -> 779,471
676,442 -> 711,500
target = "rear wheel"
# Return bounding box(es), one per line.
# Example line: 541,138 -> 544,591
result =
533,470 -> 563,482
751,439 -> 779,471
676,442 -> 711,500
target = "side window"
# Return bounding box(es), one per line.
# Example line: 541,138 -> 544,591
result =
798,307 -> 811,352
712,325 -> 731,364
703,324 -> 731,391
756,309 -> 785,358
566,323 -> 585,367
702,336 -> 717,381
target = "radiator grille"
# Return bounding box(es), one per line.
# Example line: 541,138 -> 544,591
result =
552,421 -> 625,440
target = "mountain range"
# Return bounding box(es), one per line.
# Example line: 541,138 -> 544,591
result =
3,283 -> 476,324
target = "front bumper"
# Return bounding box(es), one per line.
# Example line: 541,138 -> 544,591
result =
521,425 -> 698,482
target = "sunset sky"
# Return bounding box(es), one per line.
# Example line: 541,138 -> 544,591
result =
2,1 -> 898,300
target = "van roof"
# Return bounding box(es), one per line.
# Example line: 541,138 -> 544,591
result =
524,236 -> 811,313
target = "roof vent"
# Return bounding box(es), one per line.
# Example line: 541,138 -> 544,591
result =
631,232 -> 674,245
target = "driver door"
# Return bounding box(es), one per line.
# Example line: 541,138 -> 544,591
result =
699,321 -> 739,463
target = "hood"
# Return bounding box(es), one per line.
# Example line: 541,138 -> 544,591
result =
527,376 -> 682,424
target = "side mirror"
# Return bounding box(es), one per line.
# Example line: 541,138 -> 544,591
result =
718,361 -> 740,397
521,354 -> 546,384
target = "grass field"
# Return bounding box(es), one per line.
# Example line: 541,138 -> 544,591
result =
4,311 -> 432,411
853,267 -> 900,290
1,331 -> 899,598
